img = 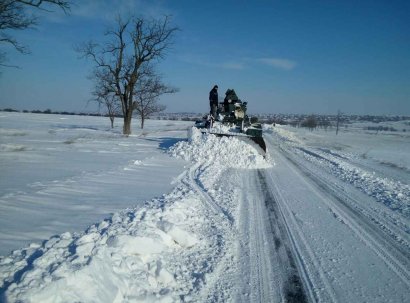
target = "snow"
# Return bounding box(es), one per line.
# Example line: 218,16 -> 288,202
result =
1,112 -> 409,302
267,124 -> 410,217
169,126 -> 270,169
269,122 -> 410,173
0,113 -> 190,255
0,197 -> 204,302
0,113 -> 270,302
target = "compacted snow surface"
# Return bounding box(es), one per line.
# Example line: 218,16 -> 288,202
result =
1,113 -> 409,302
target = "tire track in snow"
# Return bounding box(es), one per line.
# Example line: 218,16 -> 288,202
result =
235,168 -> 317,303
277,136 -> 410,249
181,162 -> 237,301
296,145 -> 410,219
270,135 -> 410,290
235,170 -> 278,302
183,162 -> 234,223
263,168 -> 339,303
257,170 -> 311,303
262,135 -> 340,302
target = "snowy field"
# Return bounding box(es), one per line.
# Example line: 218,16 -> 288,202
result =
0,113 -> 191,256
1,112 -> 409,302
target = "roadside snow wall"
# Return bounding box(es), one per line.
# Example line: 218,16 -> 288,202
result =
169,127 -> 271,169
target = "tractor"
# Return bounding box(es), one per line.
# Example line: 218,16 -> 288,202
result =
194,89 -> 266,156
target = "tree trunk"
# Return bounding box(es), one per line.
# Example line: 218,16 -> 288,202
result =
110,116 -> 114,129
140,116 -> 145,129
123,110 -> 133,135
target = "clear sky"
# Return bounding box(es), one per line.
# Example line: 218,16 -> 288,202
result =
0,0 -> 409,115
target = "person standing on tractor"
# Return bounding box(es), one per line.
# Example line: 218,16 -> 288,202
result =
209,85 -> 218,118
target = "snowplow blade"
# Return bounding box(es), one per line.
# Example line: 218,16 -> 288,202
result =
249,136 -> 266,155
235,135 -> 267,158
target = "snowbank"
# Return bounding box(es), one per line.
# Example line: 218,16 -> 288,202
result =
169,127 -> 271,169
0,188 -> 228,302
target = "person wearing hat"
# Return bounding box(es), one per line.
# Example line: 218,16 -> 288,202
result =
209,85 -> 219,118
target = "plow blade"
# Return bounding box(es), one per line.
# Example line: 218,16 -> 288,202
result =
249,136 -> 267,155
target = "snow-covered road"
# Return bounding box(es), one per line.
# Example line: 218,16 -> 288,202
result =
178,125 -> 410,302
204,128 -> 409,302
1,114 -> 409,302
260,131 -> 409,302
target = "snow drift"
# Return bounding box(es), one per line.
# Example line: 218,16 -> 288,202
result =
169,127 -> 270,169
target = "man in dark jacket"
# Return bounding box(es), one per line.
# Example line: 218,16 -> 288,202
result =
209,85 -> 218,118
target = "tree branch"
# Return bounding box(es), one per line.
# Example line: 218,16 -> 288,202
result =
15,0 -> 70,13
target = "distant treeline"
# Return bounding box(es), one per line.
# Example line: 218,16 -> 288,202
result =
366,126 -> 405,132
3,108 -> 410,129
1,108 -> 110,117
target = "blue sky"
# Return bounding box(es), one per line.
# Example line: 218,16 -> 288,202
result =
0,0 -> 409,115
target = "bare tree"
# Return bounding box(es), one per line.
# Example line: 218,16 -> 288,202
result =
92,76 -> 121,129
77,16 -> 178,135
0,0 -> 70,66
301,114 -> 317,131
133,64 -> 177,129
